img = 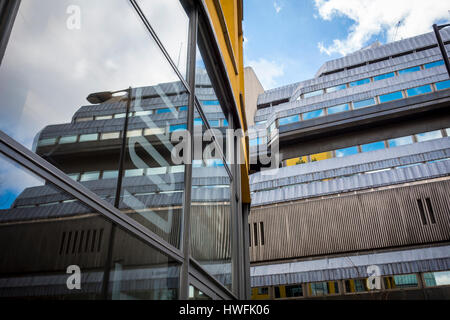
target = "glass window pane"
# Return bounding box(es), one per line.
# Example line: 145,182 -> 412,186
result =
95,115 -> 113,121
285,285 -> 303,297
326,84 -> 347,93
134,110 -> 153,117
114,113 -> 126,119
406,85 -> 432,97
416,130 -> 443,142
388,136 -> 414,148
353,98 -> 376,109
384,274 -> 418,289
424,271 -> 450,287
144,127 -> 165,136
103,170 -> 119,180
0,155 -> 179,300
188,285 -> 212,300
76,117 -> 93,122
80,171 -> 100,182
361,141 -> 386,152
374,72 -> 395,81
398,66 -> 421,75
379,91 -> 403,103
127,129 -> 142,137
350,78 -> 371,87
436,80 -> 450,91
156,108 -> 171,114
37,138 -> 57,147
146,167 -> 167,175
125,168 -> 144,177
67,173 -> 79,181
178,106 -> 188,111
424,60 -> 444,69
169,124 -> 187,132
303,109 -> 325,120
279,114 -> 300,126
100,132 -> 120,140
59,135 -> 78,144
327,103 -> 350,115
202,100 -> 220,106
79,134 -> 99,142
335,146 -> 359,157
136,0 -> 190,80
304,89 -> 323,98
194,118 -> 203,126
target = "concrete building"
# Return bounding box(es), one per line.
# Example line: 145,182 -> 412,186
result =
247,30 -> 450,300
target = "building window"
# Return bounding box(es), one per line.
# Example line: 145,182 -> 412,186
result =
353,98 -> 376,109
80,171 -> 100,182
423,271 -> 450,287
95,115 -> 113,121
76,116 -> 93,122
114,113 -> 126,119
79,133 -> 98,142
260,222 -> 265,246
279,114 -> 300,126
327,103 -> 350,115
303,89 -> 323,98
425,198 -> 436,224
125,168 -> 144,177
379,91 -> 403,103
416,130 -> 443,142
257,287 -> 269,295
309,281 -> 339,296
302,109 -> 325,121
388,136 -> 414,148
435,80 -> 450,91
254,223 -> 258,246
59,135 -> 78,144
37,138 -> 57,147
406,85 -> 432,97
169,124 -> 187,132
102,170 -> 119,180
344,279 -> 368,293
134,110 -> 153,117
335,146 -> 359,158
285,285 -> 303,297
349,78 -> 371,87
67,173 -> 80,181
201,100 -> 220,106
398,66 -> 421,75
100,132 -> 120,140
144,127 -> 165,136
326,84 -> 347,93
424,60 -> 444,69
194,118 -> 203,126
155,108 -> 171,114
374,72 -> 395,81
146,167 -> 167,175
384,274 -> 418,289
361,141 -> 386,153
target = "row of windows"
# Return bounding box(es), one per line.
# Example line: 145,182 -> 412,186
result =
37,118 -> 228,148
251,270 -> 450,299
252,157 -> 450,194
283,128 -> 450,167
299,59 -> 445,100
74,100 -> 220,123
267,79 -> 450,139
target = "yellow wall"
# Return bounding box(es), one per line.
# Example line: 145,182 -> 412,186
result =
204,0 -> 250,203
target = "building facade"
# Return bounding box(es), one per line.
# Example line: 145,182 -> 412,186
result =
248,30 -> 450,300
0,0 -> 250,300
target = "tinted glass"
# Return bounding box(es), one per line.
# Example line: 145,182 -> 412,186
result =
436,80 -> 450,91
327,103 -> 350,115
398,66 -> 421,75
374,72 -> 395,81
326,84 -> 347,93
423,271 -> 450,287
361,141 -> 385,152
279,115 -> 300,126
424,60 -> 444,69
335,146 -> 359,157
353,98 -> 376,109
304,89 -> 323,98
406,85 -> 432,97
416,130 -> 443,142
303,109 -> 325,120
388,136 -> 414,148
379,91 -> 403,103
349,78 -> 370,87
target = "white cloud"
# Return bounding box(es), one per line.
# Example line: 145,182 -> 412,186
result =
315,0 -> 450,56
274,1 -> 282,14
246,58 -> 284,89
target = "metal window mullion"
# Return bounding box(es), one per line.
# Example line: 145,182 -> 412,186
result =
0,131 -> 184,264
129,0 -> 191,94
179,3 -> 198,300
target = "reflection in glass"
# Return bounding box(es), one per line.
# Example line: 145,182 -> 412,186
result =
344,279 -> 368,293
388,136 -> 414,148
303,109 -> 325,120
309,281 -> 339,296
384,274 -> 418,289
424,60 -> 444,69
353,98 -> 376,109
303,89 -> 323,98
374,72 -> 395,81
379,91 -> 403,103
361,141 -> 386,153
423,271 -> 450,287
326,84 -> 347,93
350,78 -> 370,87
398,66 -> 421,75
436,80 -> 450,91
189,285 -> 212,300
407,85 -> 432,97
279,115 -> 300,126
335,146 -> 359,157
327,103 -> 350,115
416,130 -> 443,142
0,155 -> 179,299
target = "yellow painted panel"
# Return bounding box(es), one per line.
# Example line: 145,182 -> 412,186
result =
286,156 -> 308,167
310,151 -> 333,162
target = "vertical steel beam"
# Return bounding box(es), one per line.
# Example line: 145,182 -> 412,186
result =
179,4 -> 198,300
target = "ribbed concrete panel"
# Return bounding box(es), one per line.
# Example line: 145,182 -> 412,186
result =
249,179 -> 450,262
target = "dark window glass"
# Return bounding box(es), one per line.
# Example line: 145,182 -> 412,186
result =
285,285 -> 303,297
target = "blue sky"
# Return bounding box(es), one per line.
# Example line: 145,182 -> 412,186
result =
243,0 -> 450,90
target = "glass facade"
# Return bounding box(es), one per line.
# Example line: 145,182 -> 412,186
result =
0,0 -> 248,300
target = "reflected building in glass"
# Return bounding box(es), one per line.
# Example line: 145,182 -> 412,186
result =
246,30 -> 450,300
0,0 -> 250,300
